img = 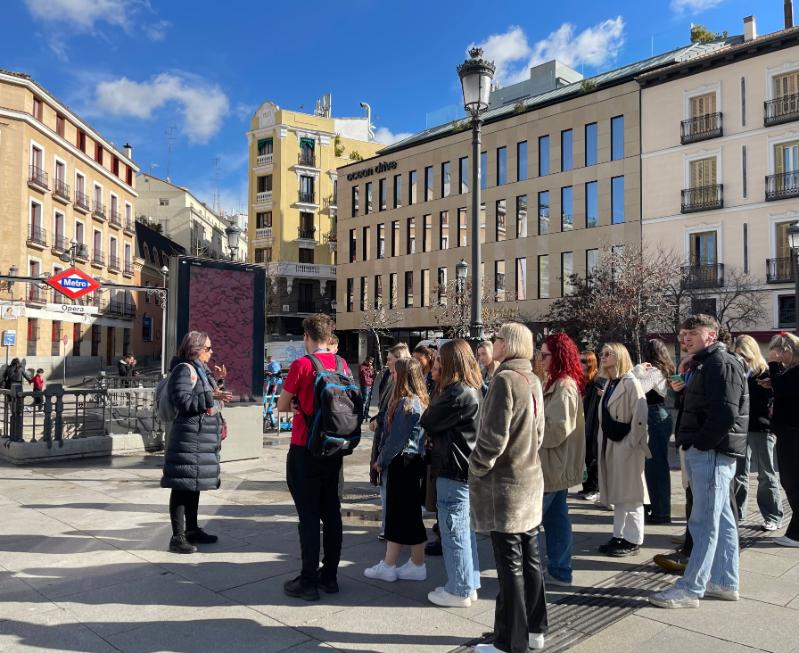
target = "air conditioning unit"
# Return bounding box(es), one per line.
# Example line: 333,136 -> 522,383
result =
282,304 -> 290,312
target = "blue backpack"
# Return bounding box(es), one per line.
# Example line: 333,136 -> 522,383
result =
304,354 -> 363,457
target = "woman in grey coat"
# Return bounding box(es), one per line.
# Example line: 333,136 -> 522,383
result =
161,331 -> 230,554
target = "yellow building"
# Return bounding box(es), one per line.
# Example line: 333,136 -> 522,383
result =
246,98 -> 381,335
0,69 -> 139,378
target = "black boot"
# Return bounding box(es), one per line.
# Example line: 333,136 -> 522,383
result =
169,535 -> 197,554
284,576 -> 320,601
186,528 -> 218,544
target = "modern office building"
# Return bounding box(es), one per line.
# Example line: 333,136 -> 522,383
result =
246,98 -> 381,335
0,68 -> 139,377
640,17 -> 799,336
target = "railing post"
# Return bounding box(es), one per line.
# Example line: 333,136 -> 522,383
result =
10,383 -> 24,442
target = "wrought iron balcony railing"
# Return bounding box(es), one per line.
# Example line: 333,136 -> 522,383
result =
765,171 -> 799,201
681,184 -> 723,213
680,112 -> 723,144
764,93 -> 799,126
682,263 -> 725,289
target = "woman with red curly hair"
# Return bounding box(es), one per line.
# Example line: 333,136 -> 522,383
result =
537,332 -> 586,587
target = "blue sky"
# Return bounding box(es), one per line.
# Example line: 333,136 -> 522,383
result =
0,0 -> 790,215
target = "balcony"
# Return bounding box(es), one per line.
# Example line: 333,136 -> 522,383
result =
255,153 -> 273,168
109,210 -> 122,229
681,184 -> 723,213
297,190 -> 317,206
767,257 -> 795,283
26,224 -> 47,249
680,112 -> 723,144
108,255 -> 121,272
765,171 -> 799,201
51,235 -> 69,255
91,251 -> 105,267
296,226 -> 318,246
74,190 -> 90,213
266,262 -> 336,279
123,302 -> 135,318
764,94 -> 799,126
682,263 -> 725,289
27,287 -> 46,306
324,230 -> 337,251
255,226 -> 273,242
92,201 -> 107,221
123,262 -> 134,277
297,151 -> 317,168
53,178 -> 71,203
323,194 -> 338,214
28,165 -> 49,192
123,217 -> 135,234
255,191 -> 273,206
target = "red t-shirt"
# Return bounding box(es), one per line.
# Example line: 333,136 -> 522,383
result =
283,352 -> 350,446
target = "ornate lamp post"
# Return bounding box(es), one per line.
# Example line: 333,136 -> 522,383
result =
457,47 -> 495,341
225,222 -> 243,261
456,258 -> 468,336
789,221 -> 799,334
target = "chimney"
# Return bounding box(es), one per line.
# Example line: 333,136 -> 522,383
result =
123,142 -> 133,159
744,15 -> 757,41
786,0 -> 794,28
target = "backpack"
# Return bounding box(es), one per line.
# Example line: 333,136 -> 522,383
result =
156,363 -> 197,423
304,353 -> 363,457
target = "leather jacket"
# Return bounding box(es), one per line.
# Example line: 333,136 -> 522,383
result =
676,343 -> 749,457
421,382 -> 481,482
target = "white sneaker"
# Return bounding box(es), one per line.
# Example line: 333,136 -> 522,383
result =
704,583 -> 739,601
474,645 -> 502,653
364,560 -> 397,582
529,632 -> 545,649
774,535 -> 799,548
648,586 -> 700,609
396,559 -> 427,581
762,521 -> 780,532
427,587 -> 471,607
580,491 -> 599,502
470,589 -> 478,601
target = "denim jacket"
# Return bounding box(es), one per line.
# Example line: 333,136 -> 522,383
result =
377,396 -> 424,467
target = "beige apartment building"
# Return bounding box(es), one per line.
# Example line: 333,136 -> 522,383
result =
0,69 -> 139,377
335,50 -> 719,355
640,18 -> 799,337
247,98 -> 381,335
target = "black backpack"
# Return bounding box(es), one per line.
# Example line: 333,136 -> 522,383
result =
304,354 -> 363,457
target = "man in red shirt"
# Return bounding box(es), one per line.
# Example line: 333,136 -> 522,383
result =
278,313 -> 350,600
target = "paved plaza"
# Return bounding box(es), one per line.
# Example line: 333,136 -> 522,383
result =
0,438 -> 797,653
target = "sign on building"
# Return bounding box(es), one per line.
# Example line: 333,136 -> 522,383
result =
45,268 -> 101,300
45,303 -> 100,315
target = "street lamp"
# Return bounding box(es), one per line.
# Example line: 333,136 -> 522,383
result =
225,222 -> 243,261
458,47 -> 495,341
456,258 -> 468,338
788,221 -> 799,334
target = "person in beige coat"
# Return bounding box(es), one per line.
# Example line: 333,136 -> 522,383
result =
470,323 -> 548,653
538,332 -> 586,588
596,342 -> 650,557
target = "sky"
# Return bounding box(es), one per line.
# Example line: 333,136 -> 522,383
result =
0,0 -> 791,216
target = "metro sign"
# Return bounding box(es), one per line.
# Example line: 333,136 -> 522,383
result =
45,267 -> 101,300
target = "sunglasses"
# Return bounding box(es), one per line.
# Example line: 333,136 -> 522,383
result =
580,359 -> 588,364
600,351 -> 613,358
203,345 -> 213,352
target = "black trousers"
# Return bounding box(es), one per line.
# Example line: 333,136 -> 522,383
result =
776,429 -> 799,541
489,530 -> 548,653
286,444 -> 343,587
169,489 -> 200,536
582,430 -> 598,494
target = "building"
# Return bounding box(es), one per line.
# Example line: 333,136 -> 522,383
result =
640,16 -> 799,337
136,173 -> 247,263
132,221 -> 185,365
0,69 -> 139,378
334,48 -> 722,355
246,98 -> 382,335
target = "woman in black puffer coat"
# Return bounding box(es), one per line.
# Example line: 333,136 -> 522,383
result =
161,330 -> 229,554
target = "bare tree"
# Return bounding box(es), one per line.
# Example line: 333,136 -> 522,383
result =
708,267 -> 767,333
359,305 -> 404,368
432,279 -> 525,338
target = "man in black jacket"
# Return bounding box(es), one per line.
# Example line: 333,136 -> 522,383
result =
650,314 -> 748,609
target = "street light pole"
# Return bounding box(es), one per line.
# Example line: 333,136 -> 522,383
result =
160,266 -> 169,376
789,221 -> 799,335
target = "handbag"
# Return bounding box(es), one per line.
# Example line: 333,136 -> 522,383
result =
601,401 -> 631,442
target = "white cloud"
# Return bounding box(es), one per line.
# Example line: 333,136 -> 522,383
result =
671,0 -> 726,15
374,127 -> 414,145
94,73 -> 229,143
142,19 -> 170,41
472,17 -> 626,86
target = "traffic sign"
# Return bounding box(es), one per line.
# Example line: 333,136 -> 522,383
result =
45,267 -> 101,300
62,334 -> 69,346
2,330 -> 16,346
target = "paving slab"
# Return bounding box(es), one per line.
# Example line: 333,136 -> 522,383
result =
737,569 -> 799,606
0,607 -> 119,652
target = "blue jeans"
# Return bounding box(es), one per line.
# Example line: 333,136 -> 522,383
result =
436,476 -> 480,597
675,448 -> 739,595
361,386 -> 372,421
538,489 -> 572,583
645,404 -> 673,519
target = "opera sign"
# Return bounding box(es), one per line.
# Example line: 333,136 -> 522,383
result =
45,267 -> 101,300
346,160 -> 397,181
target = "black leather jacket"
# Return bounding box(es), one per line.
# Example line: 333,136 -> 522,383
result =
676,343 -> 749,457
421,382 -> 481,482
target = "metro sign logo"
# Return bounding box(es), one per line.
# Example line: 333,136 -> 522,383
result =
45,267 -> 101,300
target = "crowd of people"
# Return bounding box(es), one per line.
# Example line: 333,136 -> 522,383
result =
158,312 -> 799,653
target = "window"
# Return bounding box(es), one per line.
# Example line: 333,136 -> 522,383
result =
439,211 -> 449,249
75,221 -> 84,246
537,191 -> 550,235
32,96 -> 43,120
561,186 -> 573,231
422,215 -> 432,252
436,161 -> 449,198
93,183 -> 102,207
112,156 -> 120,176
409,170 -> 417,204
437,267 -> 448,304
29,199 -> 41,229
517,141 -> 528,181
55,160 -> 65,186
73,323 -> 82,355
516,195 -> 528,238
561,252 -> 574,296
377,224 -> 385,259
585,122 -> 598,166
378,178 -> 387,211
256,211 -> 272,228
346,278 -> 354,312
480,151 -> 488,189
407,217 -> 416,254
391,220 -> 399,257
459,157 -> 468,193
561,129 -> 573,171
365,182 -> 373,213
405,271 -> 414,308
778,295 -> 796,328
421,269 -> 430,307
586,248 -> 599,278
374,275 -> 383,309
77,130 -> 86,152
27,318 -> 39,357
538,135 -> 550,176
611,115 -> 624,161
352,185 -> 359,217
109,236 -> 118,261
515,257 -> 527,300
362,226 -> 371,260
494,260 -> 506,301
497,146 -> 507,185
690,93 -> 716,120
54,210 -> 64,243
349,229 -> 357,263
159,197 -> 170,207
585,181 -> 598,228
75,172 -> 85,197
91,324 -> 101,357
689,230 -> 718,265
496,199 -> 507,241
126,166 -> 133,186
611,176 -> 624,224
538,255 -> 549,299
360,277 -> 367,311
256,175 -> 272,192
257,137 -> 273,155
457,208 -> 467,247
124,243 -> 131,269
424,166 -> 433,201
95,143 -> 103,165
389,273 -> 398,308
30,145 -> 42,171
393,174 -> 402,208
56,114 -> 65,137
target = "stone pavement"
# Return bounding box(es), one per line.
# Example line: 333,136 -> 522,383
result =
0,439 -> 797,653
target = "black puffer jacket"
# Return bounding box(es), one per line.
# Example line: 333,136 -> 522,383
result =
676,343 -> 749,457
747,370 -> 772,433
769,362 -> 799,432
421,382 -> 481,482
161,362 -> 222,492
